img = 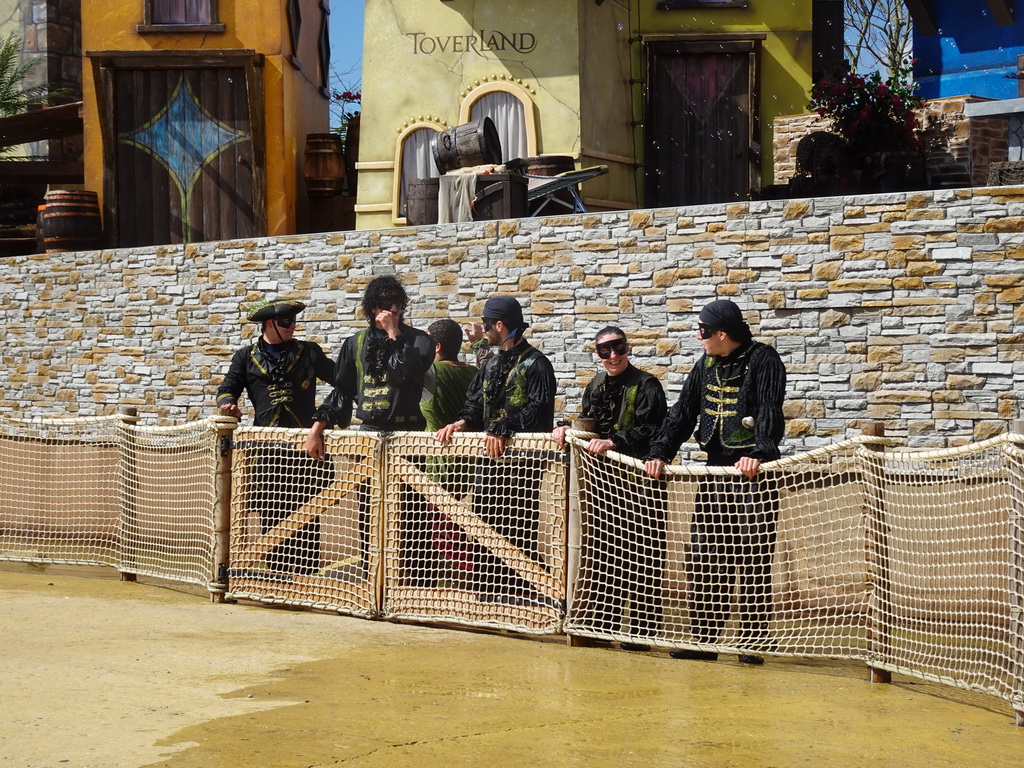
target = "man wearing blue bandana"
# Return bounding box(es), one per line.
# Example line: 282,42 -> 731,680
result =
645,299 -> 787,665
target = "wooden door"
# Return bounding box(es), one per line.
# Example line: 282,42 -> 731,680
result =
645,40 -> 760,207
112,66 -> 259,246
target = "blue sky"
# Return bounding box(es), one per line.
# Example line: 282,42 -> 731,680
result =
329,1 -> 365,93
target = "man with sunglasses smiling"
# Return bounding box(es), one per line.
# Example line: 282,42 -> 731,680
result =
553,326 -> 667,651
644,298 -> 787,666
217,296 -> 337,576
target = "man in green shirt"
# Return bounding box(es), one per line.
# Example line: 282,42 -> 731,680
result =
407,319 -> 480,585
421,319 -> 478,432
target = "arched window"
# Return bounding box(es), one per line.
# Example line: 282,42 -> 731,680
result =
393,123 -> 442,222
460,82 -> 537,162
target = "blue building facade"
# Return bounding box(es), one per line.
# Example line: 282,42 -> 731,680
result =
909,0 -> 1024,99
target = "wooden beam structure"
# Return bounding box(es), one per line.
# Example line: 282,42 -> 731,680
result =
0,102 -> 84,149
0,161 -> 84,184
907,0 -> 1014,32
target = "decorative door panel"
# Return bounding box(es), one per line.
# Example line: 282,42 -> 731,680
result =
113,66 -> 257,246
645,41 -> 759,207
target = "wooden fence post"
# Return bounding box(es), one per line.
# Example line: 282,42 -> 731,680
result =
210,415 -> 236,604
565,437 -> 581,647
118,406 -> 139,583
862,421 -> 892,685
1010,419 -> 1024,725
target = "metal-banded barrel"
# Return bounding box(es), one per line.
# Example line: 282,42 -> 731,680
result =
303,133 -> 346,197
431,118 -> 502,174
41,190 -> 103,253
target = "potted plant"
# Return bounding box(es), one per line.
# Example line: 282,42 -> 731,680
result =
808,59 -> 926,192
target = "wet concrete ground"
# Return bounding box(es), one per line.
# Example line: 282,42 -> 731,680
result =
1,564 -> 1020,767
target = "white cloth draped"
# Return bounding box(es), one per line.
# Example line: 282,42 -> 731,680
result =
400,128 -> 440,215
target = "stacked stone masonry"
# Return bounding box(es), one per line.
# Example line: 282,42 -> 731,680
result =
2,187 -> 1023,453
774,96 -> 1009,191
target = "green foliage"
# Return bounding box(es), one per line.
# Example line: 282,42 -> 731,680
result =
0,32 -> 52,117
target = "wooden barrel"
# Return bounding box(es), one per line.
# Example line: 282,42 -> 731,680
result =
36,205 -> 45,254
526,155 -> 576,177
432,118 -> 502,174
42,190 -> 103,253
406,178 -> 440,226
304,134 -> 346,197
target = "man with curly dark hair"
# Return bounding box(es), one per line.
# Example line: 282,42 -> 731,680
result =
305,275 -> 434,447
304,276 -> 434,580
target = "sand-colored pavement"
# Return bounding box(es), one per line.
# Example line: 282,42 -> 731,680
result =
1,564 -> 1020,768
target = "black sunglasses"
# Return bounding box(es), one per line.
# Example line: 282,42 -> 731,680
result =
275,316 -> 296,328
482,318 -> 495,331
596,338 -> 628,359
697,323 -> 717,340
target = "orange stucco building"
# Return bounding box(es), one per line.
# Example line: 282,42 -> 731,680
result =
81,0 -> 331,246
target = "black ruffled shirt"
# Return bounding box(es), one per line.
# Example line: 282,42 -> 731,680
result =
578,364 -> 667,459
216,339 -> 336,428
313,324 -> 434,431
458,341 -> 556,437
647,341 -> 786,466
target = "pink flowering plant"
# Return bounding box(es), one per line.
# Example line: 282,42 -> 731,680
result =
331,89 -> 361,151
808,60 -> 925,155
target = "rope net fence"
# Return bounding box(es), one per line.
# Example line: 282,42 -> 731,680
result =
226,427 -> 383,617
0,414 -> 220,590
564,431 -> 1024,713
0,414 -> 1021,717
383,432 -> 567,635
0,415 -> 123,567
861,435 -> 1024,710
565,434 -> 876,659
116,418 -> 220,587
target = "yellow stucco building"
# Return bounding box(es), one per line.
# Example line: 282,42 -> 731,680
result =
356,0 -> 815,231
81,0 -> 331,246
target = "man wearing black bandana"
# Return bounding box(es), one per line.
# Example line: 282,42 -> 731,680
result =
436,295 -> 555,456
305,276 -> 434,580
553,326 -> 667,650
645,299 -> 787,665
217,297 -> 337,575
436,296 -> 557,602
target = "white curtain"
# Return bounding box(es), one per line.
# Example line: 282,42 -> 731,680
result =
400,128 -> 440,214
470,91 -> 528,163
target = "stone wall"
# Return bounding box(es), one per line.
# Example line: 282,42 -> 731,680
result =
21,0 -> 82,160
2,188 -> 1023,454
773,96 -> 1009,189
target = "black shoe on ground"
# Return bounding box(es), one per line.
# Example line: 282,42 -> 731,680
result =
738,654 -> 764,665
669,649 -> 719,661
620,642 -> 651,652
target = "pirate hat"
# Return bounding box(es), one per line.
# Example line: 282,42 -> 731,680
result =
246,298 -> 307,323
